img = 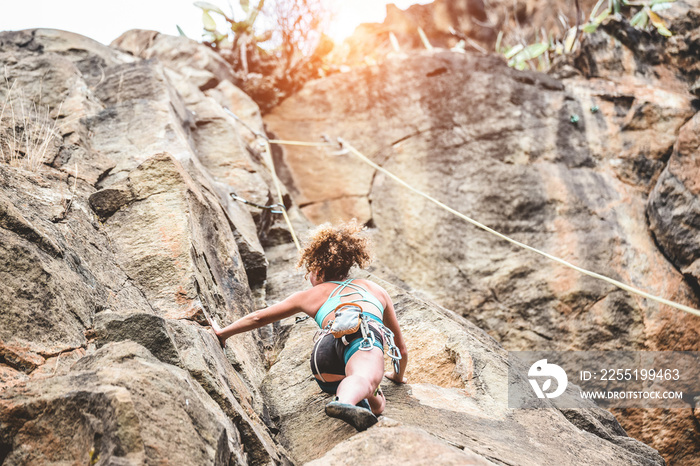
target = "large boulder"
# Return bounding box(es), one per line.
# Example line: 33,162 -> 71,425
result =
0,28 -> 135,87
0,164 -> 144,360
572,1 -> 700,91
648,111 -> 700,289
0,29 -> 271,285
111,29 -> 236,91
0,29 -> 290,465
0,30 -> 120,184
109,29 -> 280,283
1,342 -> 242,465
306,424 -> 497,466
87,152 -> 251,319
0,152 -> 288,466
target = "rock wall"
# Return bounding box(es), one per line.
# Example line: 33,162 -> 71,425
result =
0,26 -> 676,466
263,4 -> 700,464
263,52 -> 699,348
648,112 -> 700,290
0,29 -> 287,465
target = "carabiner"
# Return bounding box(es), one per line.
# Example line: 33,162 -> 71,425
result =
358,331 -> 376,351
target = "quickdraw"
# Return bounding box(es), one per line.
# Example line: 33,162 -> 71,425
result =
381,325 -> 402,374
355,315 -> 375,351
229,192 -> 285,213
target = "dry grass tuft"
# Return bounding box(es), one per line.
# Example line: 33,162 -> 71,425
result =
0,70 -> 63,172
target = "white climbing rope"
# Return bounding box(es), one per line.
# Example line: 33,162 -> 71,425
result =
225,109 -> 700,318
260,138 -> 301,251
223,107 -> 301,251
336,138 -> 700,318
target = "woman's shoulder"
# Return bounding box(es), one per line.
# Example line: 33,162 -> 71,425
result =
282,284 -> 324,317
350,276 -> 379,288
353,278 -> 389,300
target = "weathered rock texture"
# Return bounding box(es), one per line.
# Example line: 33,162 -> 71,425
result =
0,21 -> 682,466
263,5 -> 700,464
0,28 -> 288,465
649,108 -> 700,290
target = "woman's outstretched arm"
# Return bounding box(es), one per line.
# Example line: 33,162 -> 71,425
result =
213,290 -> 308,346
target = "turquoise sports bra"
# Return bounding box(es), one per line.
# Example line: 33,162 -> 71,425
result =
314,278 -> 385,328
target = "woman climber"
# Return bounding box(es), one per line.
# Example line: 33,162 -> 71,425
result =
212,220 -> 408,431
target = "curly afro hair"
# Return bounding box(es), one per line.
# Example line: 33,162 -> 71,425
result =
297,220 -> 372,282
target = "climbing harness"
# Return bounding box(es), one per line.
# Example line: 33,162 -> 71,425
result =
322,304 -> 402,374
224,109 -> 700,318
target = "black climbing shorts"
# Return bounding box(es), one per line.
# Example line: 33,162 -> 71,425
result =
310,325 -> 384,394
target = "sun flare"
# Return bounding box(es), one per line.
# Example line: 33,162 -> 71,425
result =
324,0 -> 431,44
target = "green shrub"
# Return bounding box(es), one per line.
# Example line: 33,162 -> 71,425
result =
500,0 -> 677,71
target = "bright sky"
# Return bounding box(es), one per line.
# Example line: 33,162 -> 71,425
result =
0,0 -> 432,46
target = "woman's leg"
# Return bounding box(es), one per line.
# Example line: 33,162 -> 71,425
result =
335,347 -> 385,414
367,385 -> 385,415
